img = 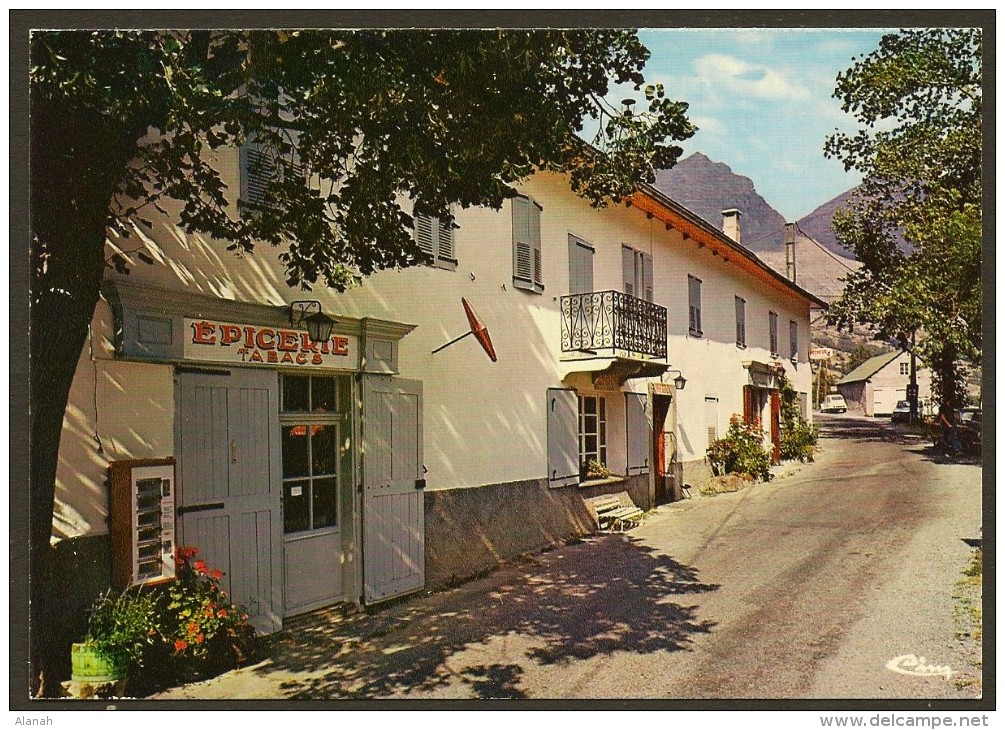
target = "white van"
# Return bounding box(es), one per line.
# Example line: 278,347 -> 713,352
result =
822,394 -> 848,413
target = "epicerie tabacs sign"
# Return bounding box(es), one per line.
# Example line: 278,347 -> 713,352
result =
183,318 -> 355,369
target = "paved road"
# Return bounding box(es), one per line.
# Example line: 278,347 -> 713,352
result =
154,414 -> 983,700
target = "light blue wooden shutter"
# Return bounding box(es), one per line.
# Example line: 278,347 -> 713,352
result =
642,252 -> 654,302
415,214 -> 435,258
688,275 -> 702,335
568,236 -> 594,295
437,217 -> 455,266
240,136 -> 277,209
622,246 -> 636,297
735,296 -> 746,347
513,197 -> 542,292
547,388 -> 579,487
626,392 -> 649,475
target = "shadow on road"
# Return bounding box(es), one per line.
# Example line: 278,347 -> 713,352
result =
815,416 -> 982,466
251,537 -> 718,699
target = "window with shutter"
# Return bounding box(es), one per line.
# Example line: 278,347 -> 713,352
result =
513,196 -> 543,293
789,320 -> 798,361
578,394 -> 607,474
239,129 -> 303,215
568,235 -> 595,295
622,246 -> 654,302
735,296 -> 746,348
414,212 -> 457,271
688,275 -> 703,337
769,311 -> 779,355
547,388 -> 579,487
626,392 -> 649,475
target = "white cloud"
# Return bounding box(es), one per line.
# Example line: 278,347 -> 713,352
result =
690,115 -> 727,138
693,53 -> 811,102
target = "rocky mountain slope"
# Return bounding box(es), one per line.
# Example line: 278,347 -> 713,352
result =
797,188 -> 857,258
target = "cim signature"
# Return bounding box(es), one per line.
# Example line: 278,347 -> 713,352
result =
885,654 -> 955,679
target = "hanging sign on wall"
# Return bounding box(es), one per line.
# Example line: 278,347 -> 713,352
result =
183,318 -> 356,369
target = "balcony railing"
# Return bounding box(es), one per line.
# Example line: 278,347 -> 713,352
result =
560,290 -> 668,360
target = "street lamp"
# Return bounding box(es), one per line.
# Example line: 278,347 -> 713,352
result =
289,300 -> 336,344
665,369 -> 687,391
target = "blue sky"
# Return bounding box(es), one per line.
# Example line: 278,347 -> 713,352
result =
624,28 -> 894,221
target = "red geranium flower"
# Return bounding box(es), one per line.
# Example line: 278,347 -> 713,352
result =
187,622 -> 199,635
211,569 -> 223,580
195,634 -> 205,644
174,639 -> 188,651
194,560 -> 207,574
218,609 -> 228,619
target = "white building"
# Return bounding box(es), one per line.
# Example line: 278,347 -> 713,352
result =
51,145 -> 824,636
836,350 -> 934,416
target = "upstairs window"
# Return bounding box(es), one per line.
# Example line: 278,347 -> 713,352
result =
512,195 -> 544,293
415,212 -> 457,271
789,319 -> 799,361
769,311 -> 779,356
735,296 -> 746,348
568,235 -> 595,295
622,245 -> 654,301
688,275 -> 703,337
240,129 -> 303,214
900,362 -> 910,376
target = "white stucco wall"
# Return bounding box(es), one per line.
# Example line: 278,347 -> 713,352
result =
56,149 -> 816,536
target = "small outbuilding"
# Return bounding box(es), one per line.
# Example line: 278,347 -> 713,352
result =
835,350 -> 933,417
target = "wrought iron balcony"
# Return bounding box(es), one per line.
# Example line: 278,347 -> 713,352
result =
560,290 -> 668,360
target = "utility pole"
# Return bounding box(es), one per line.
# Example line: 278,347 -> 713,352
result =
908,329 -> 919,425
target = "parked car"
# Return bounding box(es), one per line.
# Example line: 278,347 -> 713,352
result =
891,400 -> 912,425
821,394 -> 847,413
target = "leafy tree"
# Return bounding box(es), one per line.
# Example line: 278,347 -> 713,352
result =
778,375 -> 818,462
823,28 -> 982,418
843,343 -> 889,374
28,28 -> 694,693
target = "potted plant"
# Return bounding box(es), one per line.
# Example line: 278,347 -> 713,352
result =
71,588 -> 161,685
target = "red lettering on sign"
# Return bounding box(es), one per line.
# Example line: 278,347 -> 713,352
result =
278,330 -> 299,352
319,339 -> 329,354
300,333 -> 319,353
220,325 -> 242,346
312,353 -> 323,365
191,321 -> 216,345
249,350 -> 263,363
281,352 -> 294,364
244,326 -> 255,348
267,351 -> 278,363
296,352 -> 307,365
332,336 -> 349,356
256,328 -> 276,350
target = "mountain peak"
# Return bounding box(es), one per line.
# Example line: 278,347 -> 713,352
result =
654,153 -> 785,252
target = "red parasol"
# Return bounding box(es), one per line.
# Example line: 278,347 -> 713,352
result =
431,298 -> 498,362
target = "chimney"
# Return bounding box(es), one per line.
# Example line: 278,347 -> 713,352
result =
784,222 -> 796,282
722,208 -> 741,244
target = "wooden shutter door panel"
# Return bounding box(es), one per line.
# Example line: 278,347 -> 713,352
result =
743,385 -> 755,424
437,218 -> 455,263
626,392 -> 649,474
415,215 -> 435,257
547,388 -> 579,486
177,369 -> 282,634
363,376 -> 424,604
531,202 -> 543,288
568,237 -> 594,295
642,253 -> 654,302
622,246 -> 636,297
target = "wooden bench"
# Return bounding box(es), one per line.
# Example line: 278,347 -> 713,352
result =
592,495 -> 644,532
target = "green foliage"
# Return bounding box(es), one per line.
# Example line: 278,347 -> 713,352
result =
707,415 -> 771,483
30,29 -> 695,293
823,29 -> 982,412
779,374 -> 819,462
82,588 -> 161,669
160,547 -> 255,667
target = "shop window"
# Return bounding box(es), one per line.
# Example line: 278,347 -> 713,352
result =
578,394 -> 607,475
280,374 -> 350,534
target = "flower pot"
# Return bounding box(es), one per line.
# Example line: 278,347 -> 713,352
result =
70,643 -> 126,683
